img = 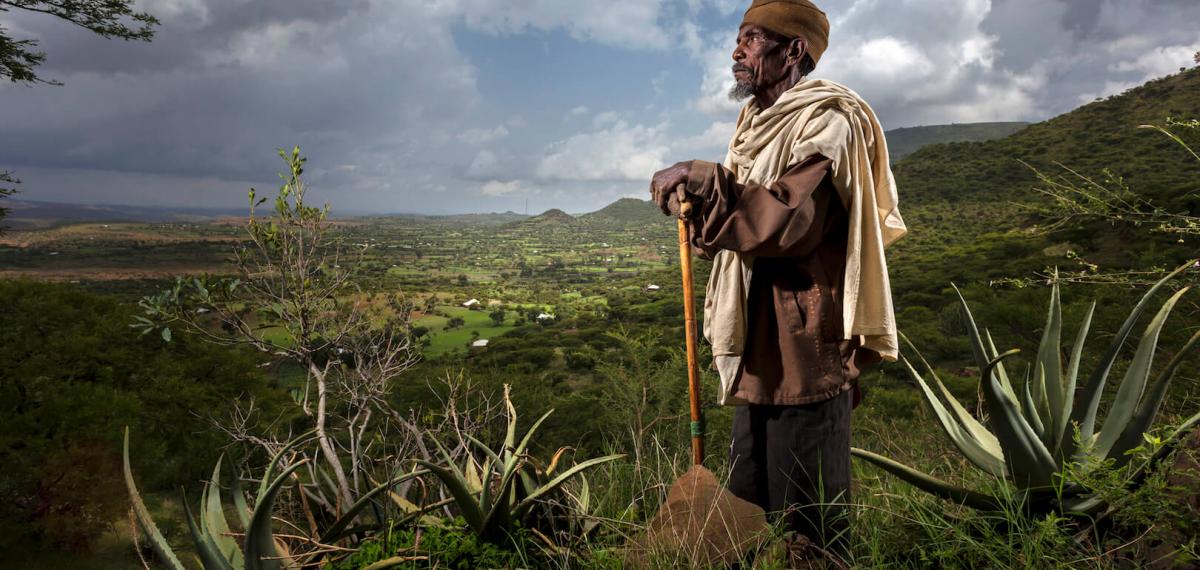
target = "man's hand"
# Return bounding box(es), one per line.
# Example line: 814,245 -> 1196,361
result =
649,161 -> 693,216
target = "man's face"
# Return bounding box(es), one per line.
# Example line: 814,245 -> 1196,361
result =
729,24 -> 791,101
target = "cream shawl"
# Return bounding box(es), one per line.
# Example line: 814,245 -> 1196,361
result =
704,78 -> 907,405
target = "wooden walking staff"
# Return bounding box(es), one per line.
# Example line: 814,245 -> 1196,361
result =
676,187 -> 704,466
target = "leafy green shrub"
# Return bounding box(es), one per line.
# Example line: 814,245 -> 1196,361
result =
324,521 -> 522,570
0,280 -> 280,552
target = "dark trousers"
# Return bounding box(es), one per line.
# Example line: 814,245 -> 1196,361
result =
728,388 -> 853,552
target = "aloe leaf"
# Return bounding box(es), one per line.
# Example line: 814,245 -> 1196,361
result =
414,460 -> 487,534
244,460 -> 306,570
319,469 -> 429,543
184,491 -> 236,570
901,356 -> 1005,477
1055,302 -> 1095,456
502,388 -> 519,453
512,454 -> 625,517
902,334 -> 1002,456
258,430 -> 316,501
985,329 -> 1020,409
1073,261 -> 1192,446
1107,329 -> 1200,467
122,428 -> 187,570
1021,367 -> 1046,438
981,350 -> 1058,487
464,454 -> 484,495
203,456 -> 242,567
429,437 -> 470,490
578,476 -> 590,514
850,448 -> 1002,511
231,472 -> 252,531
1036,281 -> 1064,448
954,285 -> 995,378
466,434 -> 501,467
514,409 -> 555,458
1094,287 -> 1190,458
1059,494 -> 1107,517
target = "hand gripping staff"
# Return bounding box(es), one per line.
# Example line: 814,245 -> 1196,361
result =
675,188 -> 704,466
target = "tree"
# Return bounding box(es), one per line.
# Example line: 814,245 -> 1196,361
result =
489,307 -> 506,326
0,170 -> 16,234
0,0 -> 159,85
136,147 -> 419,515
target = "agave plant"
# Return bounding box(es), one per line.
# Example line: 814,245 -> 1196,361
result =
415,386 -> 623,543
853,260 -> 1200,516
123,429 -> 431,569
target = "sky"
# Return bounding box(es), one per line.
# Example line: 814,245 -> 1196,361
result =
1,0 -> 1198,215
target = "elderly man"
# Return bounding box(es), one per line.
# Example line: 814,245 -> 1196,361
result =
649,0 -> 906,555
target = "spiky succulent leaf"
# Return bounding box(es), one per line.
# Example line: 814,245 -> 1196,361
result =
1107,329 -> 1200,466
1055,302 -> 1095,456
257,430 -> 315,501
512,454 -> 625,518
1072,262 -> 1192,449
244,460 -> 306,570
414,460 -> 488,534
1021,367 -> 1046,439
203,456 -> 242,567
901,356 -> 1005,477
184,492 -> 236,570
319,469 -> 429,543
1094,287 -> 1190,458
980,350 -> 1059,487
985,329 -> 1020,409
1036,282 -> 1064,448
231,473 -> 252,531
122,428 -> 187,570
902,334 -> 1002,456
851,448 -> 1002,510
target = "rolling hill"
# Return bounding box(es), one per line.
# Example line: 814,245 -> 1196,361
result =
885,122 -> 1030,161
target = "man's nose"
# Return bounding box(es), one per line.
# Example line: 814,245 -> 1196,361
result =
732,45 -> 745,63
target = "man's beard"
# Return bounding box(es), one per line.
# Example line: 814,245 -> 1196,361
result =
728,66 -> 755,101
728,79 -> 755,101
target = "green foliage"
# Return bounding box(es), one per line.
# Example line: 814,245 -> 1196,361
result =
855,261 -> 1200,517
414,386 -> 622,544
323,521 -> 525,570
0,280 -> 279,552
0,0 -> 159,85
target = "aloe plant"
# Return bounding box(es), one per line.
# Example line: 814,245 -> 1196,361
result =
853,260 -> 1200,516
415,386 -> 622,543
123,429 -> 431,569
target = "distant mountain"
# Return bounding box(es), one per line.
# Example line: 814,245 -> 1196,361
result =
580,198 -> 661,226
885,122 -> 1030,161
1,199 -> 246,229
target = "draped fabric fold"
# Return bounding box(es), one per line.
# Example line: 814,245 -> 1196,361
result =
704,78 -> 907,405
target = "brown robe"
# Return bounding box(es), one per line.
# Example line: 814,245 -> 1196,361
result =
684,157 -> 879,406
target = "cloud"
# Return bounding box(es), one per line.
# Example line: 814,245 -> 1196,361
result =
452,0 -> 672,50
480,179 -> 523,196
3,0 -> 1199,215
457,125 -> 510,145
536,121 -> 669,182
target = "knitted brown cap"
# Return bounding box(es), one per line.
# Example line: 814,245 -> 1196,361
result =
741,0 -> 830,65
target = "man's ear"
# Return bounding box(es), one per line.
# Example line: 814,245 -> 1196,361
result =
786,37 -> 808,67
